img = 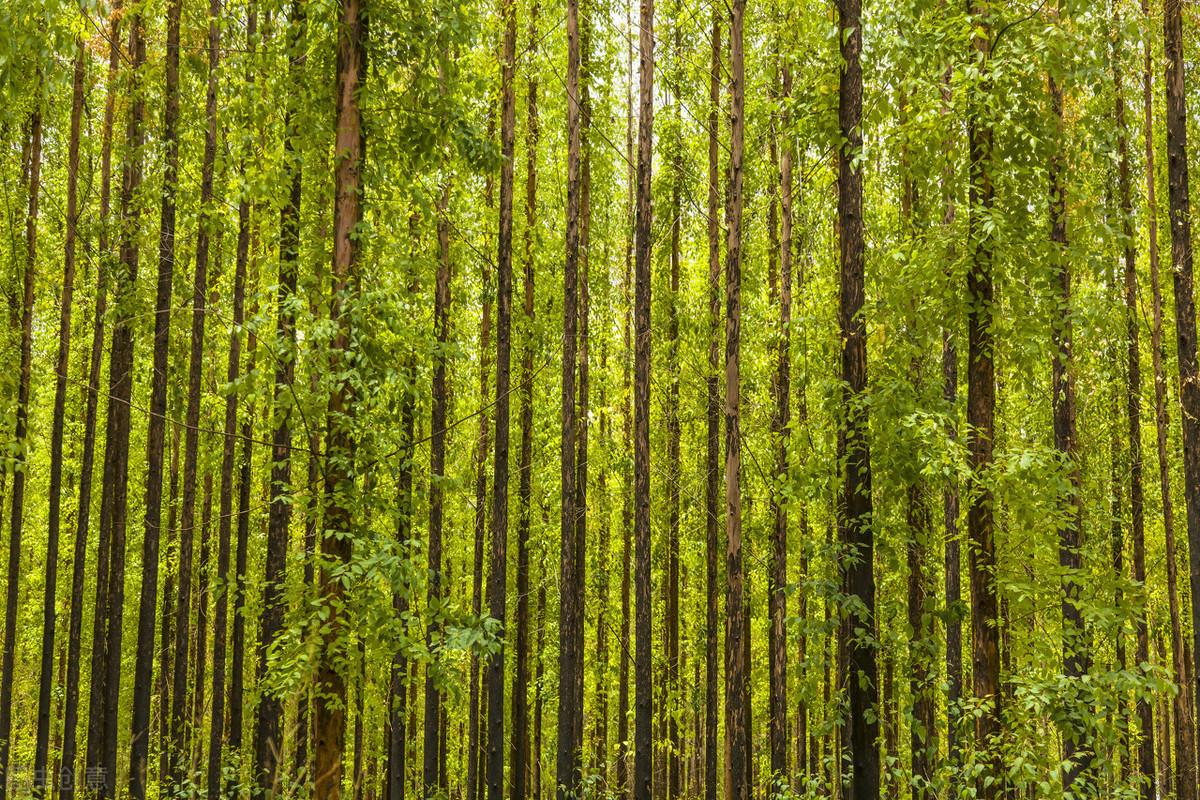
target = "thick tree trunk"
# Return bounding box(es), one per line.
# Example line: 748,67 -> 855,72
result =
1110,4 -> 1155,789
1146,0 -> 1195,791
512,9 -> 539,795
633,0 -> 655,796
34,42 -> 84,800
87,12 -> 146,795
966,4 -> 1000,796
835,0 -> 877,797
60,8 -> 119,793
315,0 -> 367,794
557,0 -> 582,788
129,0 -> 182,790
1162,0 -> 1200,754
488,0 -> 517,795
724,1 -> 751,798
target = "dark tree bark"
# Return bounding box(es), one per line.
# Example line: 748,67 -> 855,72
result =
704,12 -> 721,800
315,0 -> 367,793
1162,0 -> 1200,751
966,3 -> 1001,795
725,0 -> 751,797
33,41 -> 84,800
424,175 -> 452,798
255,0 -> 301,793
512,7 -> 539,795
87,12 -> 146,795
533,549 -> 548,800
557,0 -> 582,787
1146,0 -> 1195,791
835,0 -> 877,797
169,0 -> 221,778
207,2 -> 257,792
768,59 -> 793,794
633,0 -> 655,795
1111,3 -> 1155,790
488,0 -> 518,795
129,0 -> 183,790
1048,46 -> 1091,786
0,98 -> 41,800
60,8 -> 119,794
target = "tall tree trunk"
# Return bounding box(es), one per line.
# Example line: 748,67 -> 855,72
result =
1162,0 -> 1200,749
1111,3 -> 1155,789
315,0 -> 367,793
558,0 -> 582,787
575,8 -> 592,783
966,3 -> 1000,796
0,97 -> 41,800
724,0 -> 751,796
835,0 -> 877,797
633,0 -> 655,795
230,8 -> 263,782
207,1 -> 256,790
87,12 -> 146,795
170,0 -> 221,777
34,42 -> 85,800
704,11 -> 721,800
768,59 -> 793,794
513,8 -> 539,794
1048,40 -> 1091,786
1146,0 -> 1195,791
129,0 -> 182,789
255,0 -> 300,793
424,176 -> 452,799
488,0 -> 517,795
60,6 -> 120,793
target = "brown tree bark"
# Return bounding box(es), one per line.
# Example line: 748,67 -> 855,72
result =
315,0 -> 367,793
129,0 -> 183,789
487,0 -> 518,794
557,0 -> 582,787
966,3 -> 1000,796
1162,0 -> 1200,758
1110,2 -> 1155,789
704,11 -> 721,800
87,11 -> 146,794
60,7 -> 120,794
835,0 -> 877,797
33,41 -> 85,800
512,7 -> 539,794
1145,0 -> 1195,792
633,0 -> 655,795
768,59 -> 793,794
0,96 -> 41,800
724,0 -> 751,797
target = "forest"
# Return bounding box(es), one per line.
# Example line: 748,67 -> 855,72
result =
6,0 -> 1200,797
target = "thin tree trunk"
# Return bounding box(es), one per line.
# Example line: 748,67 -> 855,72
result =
0,97 -> 41,800
424,175 -> 452,798
34,42 -> 85,800
533,549 -> 548,800
633,0 -> 656,795
836,0 -> 877,797
558,0 -> 582,787
315,0 -> 367,793
704,11 -> 721,800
